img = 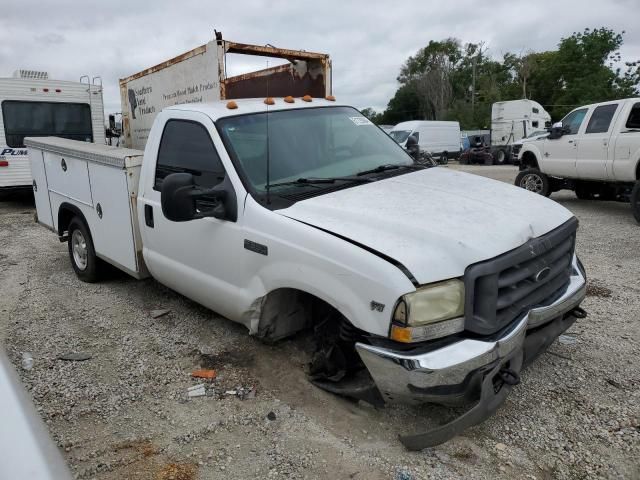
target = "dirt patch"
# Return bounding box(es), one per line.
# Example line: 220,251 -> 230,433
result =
155,463 -> 197,480
587,281 -> 613,298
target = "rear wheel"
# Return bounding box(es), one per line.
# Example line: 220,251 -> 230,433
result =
631,181 -> 640,223
495,149 -> 507,165
515,169 -> 551,197
440,152 -> 449,165
67,217 -> 101,282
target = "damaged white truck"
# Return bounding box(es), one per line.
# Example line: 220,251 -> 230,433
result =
26,38 -> 587,450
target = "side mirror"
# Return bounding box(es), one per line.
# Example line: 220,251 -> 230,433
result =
406,134 -> 418,148
160,172 -> 237,222
547,122 -> 570,140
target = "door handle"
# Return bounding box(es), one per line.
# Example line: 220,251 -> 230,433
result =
144,204 -> 154,228
568,140 -> 574,144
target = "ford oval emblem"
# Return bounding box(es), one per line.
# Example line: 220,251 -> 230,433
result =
535,267 -> 551,282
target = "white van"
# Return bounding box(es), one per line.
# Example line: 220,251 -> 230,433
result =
0,70 -> 104,190
389,120 -> 461,161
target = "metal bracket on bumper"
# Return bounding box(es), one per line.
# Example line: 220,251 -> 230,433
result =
400,349 -> 523,450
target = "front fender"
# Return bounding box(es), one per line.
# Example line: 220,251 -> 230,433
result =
519,143 -> 543,170
241,196 -> 416,337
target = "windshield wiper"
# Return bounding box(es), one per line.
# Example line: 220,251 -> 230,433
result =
268,175 -> 373,189
355,163 -> 426,176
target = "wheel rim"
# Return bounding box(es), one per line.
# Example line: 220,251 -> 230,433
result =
71,230 -> 88,271
520,173 -> 544,193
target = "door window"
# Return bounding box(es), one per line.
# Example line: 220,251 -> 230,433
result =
561,108 -> 588,135
585,104 -> 618,134
625,103 -> 640,129
154,120 -> 225,191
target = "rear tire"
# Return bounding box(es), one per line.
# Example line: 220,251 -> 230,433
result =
67,217 -> 101,283
515,169 -> 551,197
495,149 -> 507,165
631,181 -> 640,224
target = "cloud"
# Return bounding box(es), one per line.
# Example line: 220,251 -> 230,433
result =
0,0 -> 637,115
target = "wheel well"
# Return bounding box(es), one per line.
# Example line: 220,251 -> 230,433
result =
256,288 -> 354,343
636,161 -> 640,180
521,151 -> 539,170
57,203 -> 89,238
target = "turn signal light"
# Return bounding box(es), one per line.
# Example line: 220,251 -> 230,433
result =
390,324 -> 413,343
0,160 -> 9,167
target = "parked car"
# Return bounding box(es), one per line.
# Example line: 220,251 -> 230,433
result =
516,98 -> 640,222
389,121 -> 461,162
27,95 -> 587,449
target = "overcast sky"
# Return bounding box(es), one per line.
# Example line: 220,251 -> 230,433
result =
1,0 -> 638,116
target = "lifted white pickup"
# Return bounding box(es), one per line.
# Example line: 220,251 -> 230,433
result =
27,97 -> 587,448
516,97 -> 640,222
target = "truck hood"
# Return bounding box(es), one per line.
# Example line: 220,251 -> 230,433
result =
277,168 -> 574,285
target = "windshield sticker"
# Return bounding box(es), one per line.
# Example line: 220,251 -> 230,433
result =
349,116 -> 373,126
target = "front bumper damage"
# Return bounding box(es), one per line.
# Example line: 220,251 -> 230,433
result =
355,257 -> 587,450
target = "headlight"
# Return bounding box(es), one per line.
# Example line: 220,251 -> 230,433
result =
390,279 -> 465,343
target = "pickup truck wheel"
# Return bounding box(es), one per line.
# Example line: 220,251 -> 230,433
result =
515,169 -> 551,197
68,217 -> 101,283
631,181 -> 640,223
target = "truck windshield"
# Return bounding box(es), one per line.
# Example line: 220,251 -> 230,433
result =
217,106 -> 412,193
389,130 -> 412,144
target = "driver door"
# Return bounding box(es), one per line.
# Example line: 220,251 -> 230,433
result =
541,108 -> 588,178
138,112 -> 247,320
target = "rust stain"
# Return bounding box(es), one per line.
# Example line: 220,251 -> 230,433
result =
225,41 -> 328,61
156,463 -> 198,480
119,44 -> 208,86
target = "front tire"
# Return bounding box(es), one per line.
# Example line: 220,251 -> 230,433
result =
631,181 -> 640,224
515,169 -> 551,197
68,217 -> 101,283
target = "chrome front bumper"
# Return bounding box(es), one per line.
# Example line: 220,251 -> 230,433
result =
356,257 -> 586,406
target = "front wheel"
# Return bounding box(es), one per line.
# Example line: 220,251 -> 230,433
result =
515,169 -> 551,197
631,181 -> 640,224
67,217 -> 101,282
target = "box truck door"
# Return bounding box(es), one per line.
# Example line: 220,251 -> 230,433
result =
27,149 -> 54,228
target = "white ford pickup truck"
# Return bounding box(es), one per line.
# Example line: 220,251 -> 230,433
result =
26,98 -> 587,449
515,98 -> 640,222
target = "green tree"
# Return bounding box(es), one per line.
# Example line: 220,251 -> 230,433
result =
359,107 -> 382,124
379,27 -> 639,127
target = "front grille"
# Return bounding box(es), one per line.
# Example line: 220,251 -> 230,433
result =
464,218 -> 578,335
512,144 -> 523,158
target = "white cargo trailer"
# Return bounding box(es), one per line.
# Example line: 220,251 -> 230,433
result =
490,99 -> 551,163
120,34 -> 332,150
0,70 -> 105,190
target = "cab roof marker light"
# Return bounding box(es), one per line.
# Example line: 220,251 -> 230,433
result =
325,95 -> 336,101
284,96 -> 295,104
226,101 -> 238,110
264,97 -> 275,105
302,95 -> 312,102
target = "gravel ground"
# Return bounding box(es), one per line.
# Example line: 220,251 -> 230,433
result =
1,165 -> 639,480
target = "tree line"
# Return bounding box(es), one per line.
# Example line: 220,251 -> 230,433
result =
361,28 -> 639,129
